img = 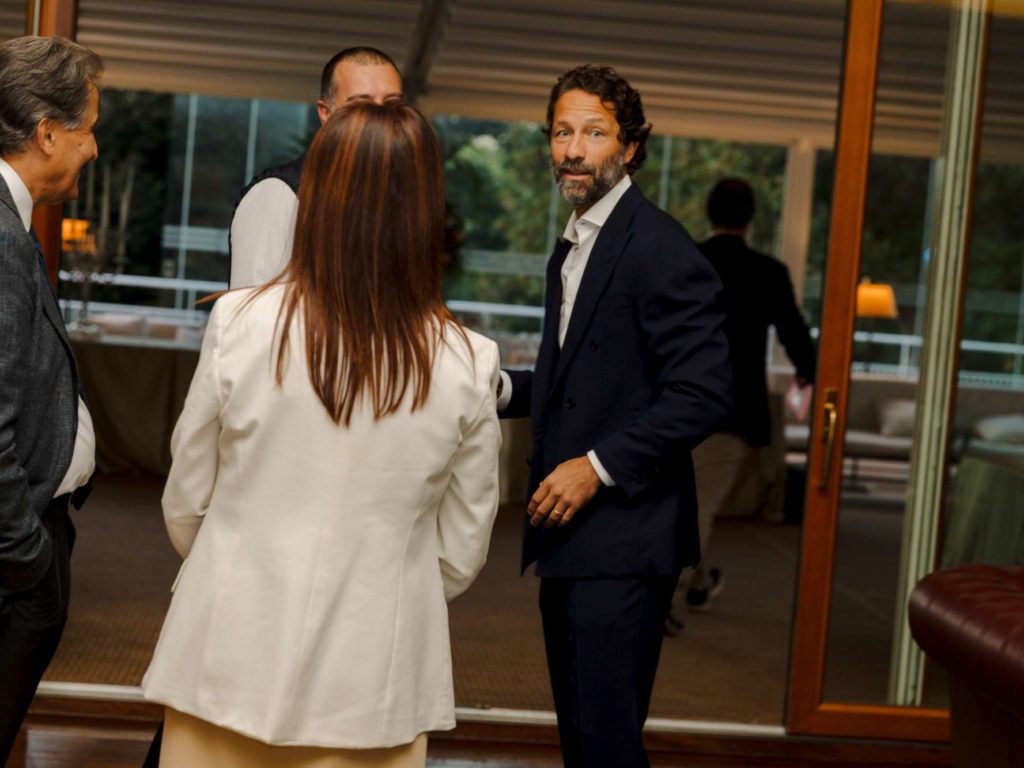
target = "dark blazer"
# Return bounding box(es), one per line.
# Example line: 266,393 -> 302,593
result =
699,234 -> 816,447
505,184 -> 732,578
0,177 -> 81,595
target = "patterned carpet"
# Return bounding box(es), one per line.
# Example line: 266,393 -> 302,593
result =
43,473 -> 820,724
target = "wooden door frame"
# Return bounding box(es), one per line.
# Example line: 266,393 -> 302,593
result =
786,0 -> 975,742
25,0 -> 79,289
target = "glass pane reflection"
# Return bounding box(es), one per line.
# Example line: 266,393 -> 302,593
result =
823,0 -> 1024,708
930,2 -> 1024,708
821,0 -> 952,705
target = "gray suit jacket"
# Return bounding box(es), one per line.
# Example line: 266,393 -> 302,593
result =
0,176 -> 81,595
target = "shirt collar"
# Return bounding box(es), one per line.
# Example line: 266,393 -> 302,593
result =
561,174 -> 633,244
0,157 -> 33,231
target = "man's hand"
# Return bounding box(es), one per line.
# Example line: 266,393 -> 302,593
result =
528,456 -> 602,528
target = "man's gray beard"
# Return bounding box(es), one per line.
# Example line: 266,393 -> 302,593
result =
555,155 -> 626,208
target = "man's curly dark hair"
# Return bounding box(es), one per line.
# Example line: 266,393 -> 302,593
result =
543,65 -> 652,174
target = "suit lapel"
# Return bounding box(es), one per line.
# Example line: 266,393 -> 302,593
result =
28,227 -> 74,352
0,175 -> 21,221
547,185 -> 644,397
2,177 -> 82,407
0,178 -> 68,346
533,237 -> 572,412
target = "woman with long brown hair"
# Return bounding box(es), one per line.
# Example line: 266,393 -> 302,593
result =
143,100 -> 501,768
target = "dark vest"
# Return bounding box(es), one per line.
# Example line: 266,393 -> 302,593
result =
227,155 -> 306,265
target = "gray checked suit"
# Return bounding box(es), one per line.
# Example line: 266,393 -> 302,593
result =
0,174 -> 87,760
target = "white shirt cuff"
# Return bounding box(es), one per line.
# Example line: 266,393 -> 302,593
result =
587,450 -> 616,486
496,370 -> 513,412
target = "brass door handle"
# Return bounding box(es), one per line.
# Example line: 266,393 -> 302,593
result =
818,388 -> 839,489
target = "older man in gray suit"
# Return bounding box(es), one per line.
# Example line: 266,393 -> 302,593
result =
0,36 -> 103,761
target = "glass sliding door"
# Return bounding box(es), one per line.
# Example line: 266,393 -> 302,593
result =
823,0 -> 955,707
927,0 -> 1024,707
789,0 -> 998,740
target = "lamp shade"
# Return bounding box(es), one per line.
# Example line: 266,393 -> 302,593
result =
856,279 -> 898,319
61,218 -> 89,252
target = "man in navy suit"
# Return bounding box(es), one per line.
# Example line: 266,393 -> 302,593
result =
498,65 -> 732,767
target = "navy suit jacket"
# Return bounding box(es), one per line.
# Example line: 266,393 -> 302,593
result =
505,183 -> 732,578
700,234 -> 816,447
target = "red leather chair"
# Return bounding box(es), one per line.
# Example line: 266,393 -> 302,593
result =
909,565 -> 1024,768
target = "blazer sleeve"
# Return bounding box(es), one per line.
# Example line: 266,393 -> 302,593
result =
500,368 -> 533,419
436,344 -> 502,601
229,178 -> 297,289
593,234 -> 733,497
770,263 -> 817,384
0,233 -> 51,594
161,299 -> 226,559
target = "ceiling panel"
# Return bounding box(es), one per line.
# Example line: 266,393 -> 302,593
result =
421,0 -> 847,148
78,0 -> 422,102
72,0 -> 1024,159
0,0 -> 23,41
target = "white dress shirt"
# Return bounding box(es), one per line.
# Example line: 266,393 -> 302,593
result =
229,177 -> 297,289
497,175 -> 633,486
557,175 -> 632,346
0,158 -> 96,497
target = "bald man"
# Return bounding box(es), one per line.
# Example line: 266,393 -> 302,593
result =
228,46 -> 402,288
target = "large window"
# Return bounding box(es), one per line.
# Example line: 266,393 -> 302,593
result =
436,117 -> 552,344
809,148 -> 1024,385
959,160 -> 1024,380
64,89 -> 792,368
808,151 -> 933,371
60,89 -> 314,333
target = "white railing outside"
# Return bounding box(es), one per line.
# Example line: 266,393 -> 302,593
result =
59,271 -> 1024,389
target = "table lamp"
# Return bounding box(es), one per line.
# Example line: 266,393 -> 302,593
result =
856,277 -> 898,372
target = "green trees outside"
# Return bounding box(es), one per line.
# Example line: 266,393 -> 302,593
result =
436,116 -> 551,323
809,150 -> 1024,374
960,161 -> 1024,374
633,136 -> 787,255
62,89 -> 175,310
51,84 -> 1024,377
435,116 -> 789,326
806,151 -> 932,365
72,89 -> 173,278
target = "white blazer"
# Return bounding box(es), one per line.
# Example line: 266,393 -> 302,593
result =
142,285 -> 501,748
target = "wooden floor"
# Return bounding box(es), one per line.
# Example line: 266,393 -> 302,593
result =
6,712 -> 952,768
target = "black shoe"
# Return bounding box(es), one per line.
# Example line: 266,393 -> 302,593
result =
685,567 -> 723,612
663,610 -> 686,637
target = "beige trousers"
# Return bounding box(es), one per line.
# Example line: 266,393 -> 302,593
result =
160,708 -> 428,768
671,433 -> 754,609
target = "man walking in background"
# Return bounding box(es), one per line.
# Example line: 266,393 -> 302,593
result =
666,178 -> 816,634
229,46 -> 402,288
499,65 -> 732,767
0,36 -> 102,762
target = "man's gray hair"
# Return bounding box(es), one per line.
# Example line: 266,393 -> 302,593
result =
0,36 -> 103,156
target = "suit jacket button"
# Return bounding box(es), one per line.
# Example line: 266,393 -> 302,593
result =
565,398 -> 576,409
590,339 -> 599,351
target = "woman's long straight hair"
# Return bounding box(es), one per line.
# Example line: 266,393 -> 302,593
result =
265,100 -> 459,426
